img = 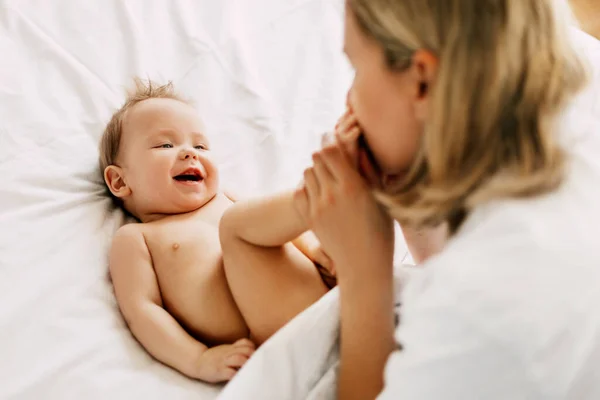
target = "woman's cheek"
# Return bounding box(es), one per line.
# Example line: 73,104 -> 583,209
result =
348,86 -> 366,129
351,78 -> 379,131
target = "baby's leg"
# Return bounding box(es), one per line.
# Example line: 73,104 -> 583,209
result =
219,191 -> 328,345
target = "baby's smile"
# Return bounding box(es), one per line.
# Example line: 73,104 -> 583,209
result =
173,166 -> 205,185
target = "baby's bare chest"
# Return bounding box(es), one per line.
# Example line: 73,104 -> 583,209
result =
144,218 -> 223,283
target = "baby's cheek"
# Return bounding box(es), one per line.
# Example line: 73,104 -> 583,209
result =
205,165 -> 220,192
205,160 -> 219,180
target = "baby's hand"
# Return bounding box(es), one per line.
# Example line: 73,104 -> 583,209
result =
193,338 -> 256,383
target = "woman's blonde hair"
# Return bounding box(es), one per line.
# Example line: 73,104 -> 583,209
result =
349,0 -> 589,233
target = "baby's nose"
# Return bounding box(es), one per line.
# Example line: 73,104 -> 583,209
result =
179,148 -> 199,160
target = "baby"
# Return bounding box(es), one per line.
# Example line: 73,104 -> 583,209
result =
99,79 -> 336,383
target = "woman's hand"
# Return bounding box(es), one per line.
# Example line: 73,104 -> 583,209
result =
293,143 -> 394,282
300,94 -> 396,400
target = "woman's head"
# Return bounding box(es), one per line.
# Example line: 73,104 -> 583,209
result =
345,0 -> 588,232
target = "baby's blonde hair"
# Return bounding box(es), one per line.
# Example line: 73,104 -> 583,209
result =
99,78 -> 188,204
349,0 -> 589,233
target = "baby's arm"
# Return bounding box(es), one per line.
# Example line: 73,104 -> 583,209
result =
109,225 -> 253,382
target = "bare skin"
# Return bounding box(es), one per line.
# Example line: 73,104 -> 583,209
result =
109,194 -> 252,383
125,194 -> 247,346
106,98 -> 332,383
220,191 -> 330,346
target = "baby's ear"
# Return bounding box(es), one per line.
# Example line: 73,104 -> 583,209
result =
104,165 -> 132,199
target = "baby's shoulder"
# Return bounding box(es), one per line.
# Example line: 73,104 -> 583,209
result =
111,223 -> 147,249
114,222 -> 144,237
108,224 -> 151,272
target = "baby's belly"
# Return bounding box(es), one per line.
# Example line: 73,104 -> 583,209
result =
154,255 -> 248,346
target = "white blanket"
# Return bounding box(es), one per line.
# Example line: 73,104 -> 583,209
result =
221,288 -> 342,400
219,268 -> 407,400
1,0 -> 400,399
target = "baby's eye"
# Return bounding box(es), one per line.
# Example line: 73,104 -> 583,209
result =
194,144 -> 209,150
158,143 -> 173,149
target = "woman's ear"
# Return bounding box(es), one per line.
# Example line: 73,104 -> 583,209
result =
412,49 -> 439,121
104,165 -> 132,199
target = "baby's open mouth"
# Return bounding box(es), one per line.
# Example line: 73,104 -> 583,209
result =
174,174 -> 202,182
173,168 -> 203,182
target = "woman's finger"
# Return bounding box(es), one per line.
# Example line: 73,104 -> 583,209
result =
303,167 -> 320,198
320,144 -> 356,181
312,152 -> 336,185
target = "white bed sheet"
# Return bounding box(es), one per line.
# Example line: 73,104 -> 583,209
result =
0,0 -> 395,398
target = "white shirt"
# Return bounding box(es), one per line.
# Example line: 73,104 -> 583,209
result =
379,54 -> 600,400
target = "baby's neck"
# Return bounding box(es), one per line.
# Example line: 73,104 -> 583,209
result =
137,192 -> 226,224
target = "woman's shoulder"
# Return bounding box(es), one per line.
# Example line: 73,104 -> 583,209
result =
444,102 -> 600,275
395,137 -> 600,395
430,142 -> 600,293
392,188 -> 600,397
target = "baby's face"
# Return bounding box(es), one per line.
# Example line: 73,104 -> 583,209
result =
117,98 -> 219,217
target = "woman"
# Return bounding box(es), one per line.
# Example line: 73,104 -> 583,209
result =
294,0 -> 600,398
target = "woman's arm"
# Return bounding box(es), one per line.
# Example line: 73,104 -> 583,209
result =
292,143 -> 397,399
338,270 -> 396,399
